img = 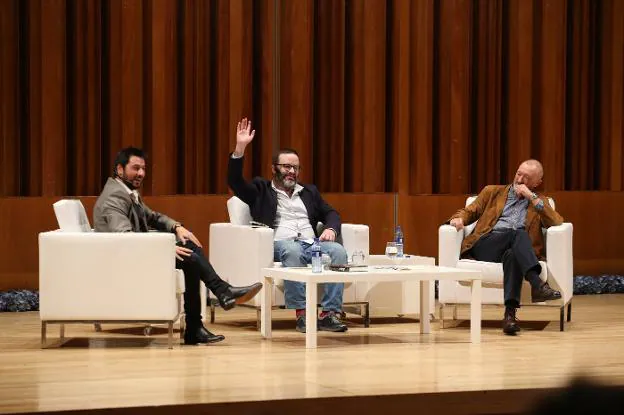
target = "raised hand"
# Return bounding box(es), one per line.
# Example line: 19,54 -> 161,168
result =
236,118 -> 255,147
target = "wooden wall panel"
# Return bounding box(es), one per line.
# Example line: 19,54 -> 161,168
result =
437,0 -> 473,194
0,0 -> 623,197
0,0 -> 20,196
1,192 -> 621,290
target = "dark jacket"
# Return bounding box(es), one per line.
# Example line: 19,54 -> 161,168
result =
227,155 -> 342,236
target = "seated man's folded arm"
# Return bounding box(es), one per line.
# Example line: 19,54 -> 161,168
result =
537,197 -> 564,228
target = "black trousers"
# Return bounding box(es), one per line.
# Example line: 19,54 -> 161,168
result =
468,229 -> 541,308
175,240 -> 230,326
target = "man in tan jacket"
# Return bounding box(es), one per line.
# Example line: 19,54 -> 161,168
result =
448,159 -> 562,335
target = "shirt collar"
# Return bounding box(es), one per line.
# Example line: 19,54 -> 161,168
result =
115,177 -> 140,201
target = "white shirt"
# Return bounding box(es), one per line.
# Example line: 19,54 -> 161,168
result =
272,181 -> 316,241
115,177 -> 140,203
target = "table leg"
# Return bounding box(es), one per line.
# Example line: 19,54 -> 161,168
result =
306,281 -> 318,349
261,276 -> 273,339
470,279 -> 482,344
420,280 -> 431,334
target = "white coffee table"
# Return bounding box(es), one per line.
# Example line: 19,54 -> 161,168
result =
261,265 -> 482,348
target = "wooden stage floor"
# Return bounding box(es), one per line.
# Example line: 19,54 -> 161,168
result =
1,294 -> 623,415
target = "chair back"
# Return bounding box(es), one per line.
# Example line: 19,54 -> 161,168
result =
227,196 -> 253,225
52,199 -> 92,232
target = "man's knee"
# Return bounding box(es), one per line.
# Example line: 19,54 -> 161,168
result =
276,241 -> 306,266
322,242 -> 348,264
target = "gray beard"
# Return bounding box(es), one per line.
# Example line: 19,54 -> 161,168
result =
274,171 -> 297,190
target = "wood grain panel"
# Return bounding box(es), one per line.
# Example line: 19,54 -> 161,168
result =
538,0 -> 567,191
437,0 -> 473,194
279,0 -> 314,183
255,0 -> 277,181
473,0 -> 503,189
0,0 -> 623,196
145,0 -> 178,196
566,0 -> 595,190
506,0 -> 535,182
68,0 -> 103,196
346,0 -> 387,192
314,0 -> 345,192
0,0 -> 20,196
409,0 -> 435,195
107,0 -> 144,157
27,0 -> 43,196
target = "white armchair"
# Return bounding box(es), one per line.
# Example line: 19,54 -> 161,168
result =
438,196 -> 573,330
209,197 -> 371,327
39,199 -> 199,349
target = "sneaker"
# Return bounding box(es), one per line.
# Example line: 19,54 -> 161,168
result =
318,312 -> 348,332
296,315 -> 306,333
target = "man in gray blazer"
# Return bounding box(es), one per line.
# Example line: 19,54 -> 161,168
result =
94,147 -> 262,345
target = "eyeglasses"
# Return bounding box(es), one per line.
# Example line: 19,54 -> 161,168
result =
275,164 -> 301,172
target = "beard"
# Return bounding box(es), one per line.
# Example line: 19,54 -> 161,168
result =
274,169 -> 297,189
118,172 -> 142,190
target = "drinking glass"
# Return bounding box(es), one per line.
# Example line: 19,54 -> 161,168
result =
385,242 -> 398,258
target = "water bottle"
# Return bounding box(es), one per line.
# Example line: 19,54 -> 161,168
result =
311,238 -> 323,273
394,225 -> 404,258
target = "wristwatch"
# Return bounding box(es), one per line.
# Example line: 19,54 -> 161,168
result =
530,192 -> 538,200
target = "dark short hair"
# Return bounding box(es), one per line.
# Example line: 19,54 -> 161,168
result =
112,147 -> 147,176
272,148 -> 300,165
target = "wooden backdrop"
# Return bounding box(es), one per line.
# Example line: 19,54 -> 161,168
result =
1,0 -> 623,197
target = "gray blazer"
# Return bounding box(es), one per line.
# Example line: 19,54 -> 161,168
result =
93,178 -> 178,233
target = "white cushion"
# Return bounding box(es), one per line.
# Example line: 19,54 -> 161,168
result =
53,199 -> 92,232
457,259 -> 547,284
227,197 -> 253,225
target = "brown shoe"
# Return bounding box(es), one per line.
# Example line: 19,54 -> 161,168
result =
531,282 -> 561,303
503,307 -> 521,335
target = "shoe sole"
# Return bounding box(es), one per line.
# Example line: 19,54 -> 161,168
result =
234,284 -> 263,305
531,294 -> 562,303
184,336 -> 225,345
318,326 -> 348,332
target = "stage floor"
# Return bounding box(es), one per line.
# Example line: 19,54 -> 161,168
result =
1,295 -> 623,414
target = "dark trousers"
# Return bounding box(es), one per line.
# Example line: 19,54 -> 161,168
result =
175,240 -> 230,327
469,229 -> 541,308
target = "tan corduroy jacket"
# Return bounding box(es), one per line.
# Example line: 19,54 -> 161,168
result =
447,184 -> 564,260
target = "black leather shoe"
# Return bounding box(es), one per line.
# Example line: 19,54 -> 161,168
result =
503,307 -> 521,335
296,315 -> 306,333
184,325 -> 225,345
531,282 -> 562,303
318,312 -> 348,332
218,282 -> 263,311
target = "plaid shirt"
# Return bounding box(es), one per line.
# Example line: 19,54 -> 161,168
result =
492,186 -> 529,231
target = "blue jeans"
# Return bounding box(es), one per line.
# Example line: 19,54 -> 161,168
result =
273,239 -> 347,312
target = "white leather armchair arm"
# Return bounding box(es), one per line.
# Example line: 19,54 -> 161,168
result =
438,224 -> 463,268
209,223 -> 275,307
39,232 -> 179,321
545,223 -> 574,304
